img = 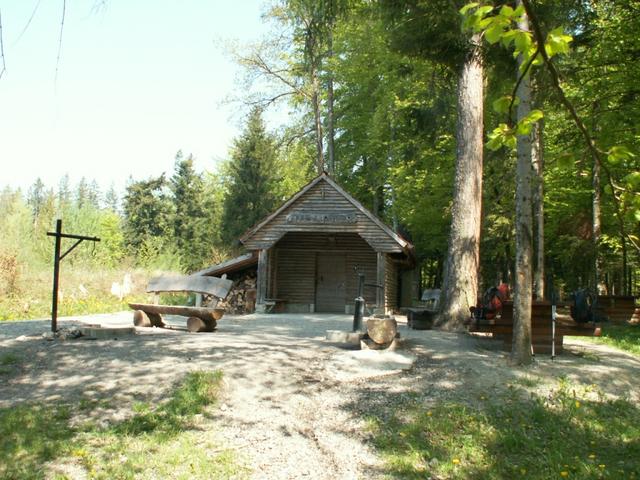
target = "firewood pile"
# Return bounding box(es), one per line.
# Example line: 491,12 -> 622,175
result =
212,273 -> 257,315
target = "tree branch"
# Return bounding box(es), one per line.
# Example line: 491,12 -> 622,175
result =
521,0 -> 629,253
277,127 -> 314,149
249,52 -> 309,99
244,90 -> 296,108
0,9 -> 6,80
55,0 -> 66,84
13,0 -> 43,45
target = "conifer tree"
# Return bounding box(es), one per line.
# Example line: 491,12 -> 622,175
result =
170,152 -> 210,271
221,108 -> 279,245
122,175 -> 174,254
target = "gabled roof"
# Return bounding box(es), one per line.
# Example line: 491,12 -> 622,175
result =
239,173 -> 411,253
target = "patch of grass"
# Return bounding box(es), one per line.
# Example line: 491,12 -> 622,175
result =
0,370 -> 245,480
0,352 -> 20,375
597,324 -> 640,355
366,381 -> 640,479
577,324 -> 640,356
0,352 -> 19,366
0,404 -> 75,480
512,375 -> 540,388
0,267 -> 152,321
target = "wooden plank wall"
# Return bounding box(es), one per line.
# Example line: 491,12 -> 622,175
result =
244,181 -> 403,253
384,254 -> 398,312
273,232 -> 377,308
597,295 -> 639,323
273,249 -> 316,304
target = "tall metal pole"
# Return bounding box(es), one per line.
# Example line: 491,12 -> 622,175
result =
51,219 -> 62,332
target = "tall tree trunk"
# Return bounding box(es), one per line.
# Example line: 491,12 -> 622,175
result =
312,71 -> 325,174
592,153 -> 601,292
436,33 -> 483,331
532,119 -> 545,299
326,28 -> 336,176
511,2 -> 534,365
592,101 -> 602,294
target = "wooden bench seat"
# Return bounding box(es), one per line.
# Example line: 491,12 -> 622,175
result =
129,275 -> 233,332
469,301 -> 601,354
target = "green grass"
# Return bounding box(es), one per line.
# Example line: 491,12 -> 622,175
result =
0,267 -> 156,321
0,352 -> 20,375
577,324 -> 640,356
366,381 -> 640,479
0,370 -> 246,480
0,292 -> 150,321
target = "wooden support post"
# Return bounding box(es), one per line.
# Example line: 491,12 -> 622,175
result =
51,219 -> 62,333
377,252 -> 386,311
47,219 -> 100,333
257,249 -> 269,309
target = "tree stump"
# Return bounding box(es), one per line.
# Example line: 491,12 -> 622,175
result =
133,310 -> 151,327
366,316 -> 398,345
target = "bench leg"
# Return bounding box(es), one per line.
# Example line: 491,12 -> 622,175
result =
187,316 -> 217,333
133,310 -> 165,328
133,310 -> 151,327
148,313 -> 165,328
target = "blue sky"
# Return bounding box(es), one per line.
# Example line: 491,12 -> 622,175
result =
0,0 -> 272,193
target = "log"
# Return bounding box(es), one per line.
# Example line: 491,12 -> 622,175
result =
187,316 -> 206,332
128,303 -> 225,321
366,317 -> 398,345
148,312 -> 165,328
187,316 -> 217,333
133,310 -> 151,327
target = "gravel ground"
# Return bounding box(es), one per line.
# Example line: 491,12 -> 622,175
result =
1,312 -> 639,479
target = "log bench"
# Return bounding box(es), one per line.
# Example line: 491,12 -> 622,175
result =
469,300 -> 602,354
129,275 -> 233,332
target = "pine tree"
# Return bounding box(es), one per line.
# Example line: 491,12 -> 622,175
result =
122,175 -> 174,254
170,152 -> 210,271
27,178 -> 46,221
104,184 -> 119,212
221,108 -> 279,245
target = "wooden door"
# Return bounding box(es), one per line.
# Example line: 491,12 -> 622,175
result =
315,253 -> 346,312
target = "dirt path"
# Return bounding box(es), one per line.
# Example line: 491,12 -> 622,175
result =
1,312 -> 638,479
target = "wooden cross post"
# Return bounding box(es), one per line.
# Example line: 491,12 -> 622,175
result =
47,219 -> 100,332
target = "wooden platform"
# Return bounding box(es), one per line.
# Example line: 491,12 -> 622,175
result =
469,301 -> 601,354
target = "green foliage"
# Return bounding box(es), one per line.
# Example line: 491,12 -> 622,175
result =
123,175 -> 175,258
221,107 -> 280,245
170,153 -> 214,272
0,404 -> 75,479
367,381 -> 640,479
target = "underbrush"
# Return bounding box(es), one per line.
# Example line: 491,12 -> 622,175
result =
0,267 -> 176,321
0,370 -> 245,479
367,380 -> 640,479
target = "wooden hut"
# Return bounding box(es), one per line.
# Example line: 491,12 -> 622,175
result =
239,173 -> 414,314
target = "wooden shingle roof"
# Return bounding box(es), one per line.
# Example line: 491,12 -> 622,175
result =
240,173 -> 413,255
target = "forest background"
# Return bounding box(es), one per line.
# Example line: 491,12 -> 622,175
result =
0,0 -> 638,321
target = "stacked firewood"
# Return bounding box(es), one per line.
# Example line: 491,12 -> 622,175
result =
214,274 -> 257,314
